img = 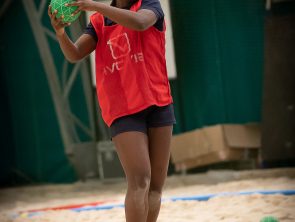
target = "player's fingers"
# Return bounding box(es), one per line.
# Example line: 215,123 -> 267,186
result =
52,9 -> 58,19
55,15 -> 64,26
48,5 -> 52,16
49,8 -> 56,19
50,11 -> 57,22
65,2 -> 79,7
61,22 -> 71,28
71,8 -> 80,16
54,16 -> 64,26
52,9 -> 58,22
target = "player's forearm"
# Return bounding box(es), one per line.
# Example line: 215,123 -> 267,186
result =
92,2 -> 148,31
56,32 -> 82,63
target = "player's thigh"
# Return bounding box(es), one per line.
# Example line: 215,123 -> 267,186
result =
113,131 -> 151,183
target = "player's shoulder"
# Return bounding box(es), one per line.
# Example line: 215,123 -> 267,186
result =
140,0 -> 164,18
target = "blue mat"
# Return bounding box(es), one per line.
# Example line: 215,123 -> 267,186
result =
72,189 -> 295,212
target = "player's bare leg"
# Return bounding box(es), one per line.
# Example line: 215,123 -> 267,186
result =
113,132 -> 151,222
146,126 -> 173,222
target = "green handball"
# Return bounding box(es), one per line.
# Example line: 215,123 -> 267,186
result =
260,216 -> 279,222
50,0 -> 81,23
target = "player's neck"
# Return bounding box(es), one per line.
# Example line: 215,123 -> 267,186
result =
116,0 -> 130,8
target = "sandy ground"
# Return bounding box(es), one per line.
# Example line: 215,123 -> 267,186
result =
0,168 -> 295,222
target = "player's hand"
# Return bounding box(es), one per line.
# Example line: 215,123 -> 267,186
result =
66,0 -> 96,16
48,5 -> 71,36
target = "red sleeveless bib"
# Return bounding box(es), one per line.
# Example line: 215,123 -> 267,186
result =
90,0 -> 173,126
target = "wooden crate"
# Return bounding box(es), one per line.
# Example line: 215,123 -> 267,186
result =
171,124 -> 261,171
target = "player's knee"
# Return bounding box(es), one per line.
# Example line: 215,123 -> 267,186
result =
149,181 -> 165,194
136,174 -> 151,190
128,173 -> 151,191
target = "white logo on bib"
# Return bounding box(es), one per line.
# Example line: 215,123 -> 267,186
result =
107,33 -> 131,60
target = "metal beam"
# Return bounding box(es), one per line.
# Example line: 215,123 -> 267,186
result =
22,0 -> 75,154
22,0 -> 101,180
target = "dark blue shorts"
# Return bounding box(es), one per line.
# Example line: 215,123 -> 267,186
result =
110,104 -> 176,138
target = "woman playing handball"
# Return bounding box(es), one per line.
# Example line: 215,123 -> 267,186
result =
48,0 -> 176,221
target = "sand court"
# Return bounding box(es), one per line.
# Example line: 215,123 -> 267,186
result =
1,168 -> 295,222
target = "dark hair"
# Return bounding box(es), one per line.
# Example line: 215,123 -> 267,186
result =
111,0 -> 139,9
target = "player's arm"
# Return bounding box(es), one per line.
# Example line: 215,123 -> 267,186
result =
48,6 -> 96,63
67,0 -> 157,31
56,32 -> 96,63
